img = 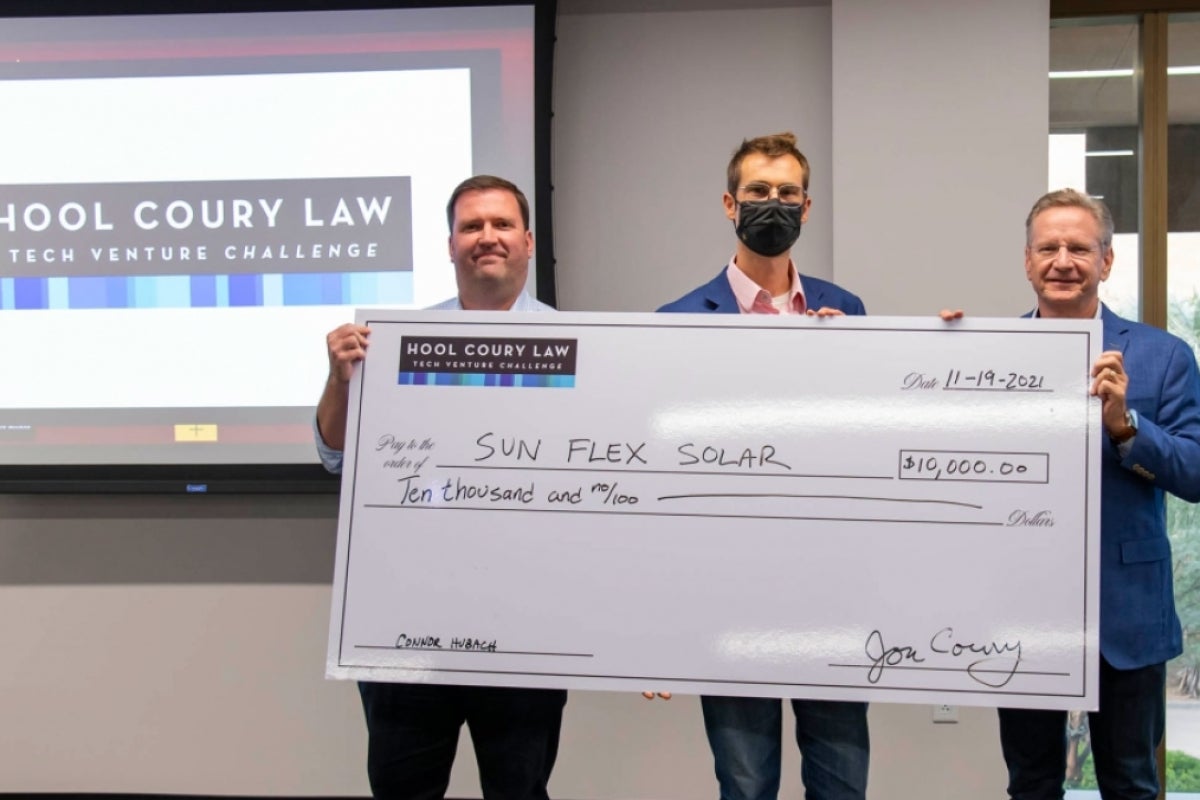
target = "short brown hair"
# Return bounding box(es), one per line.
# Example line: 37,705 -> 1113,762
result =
446,175 -> 530,232
1025,188 -> 1114,251
726,132 -> 810,196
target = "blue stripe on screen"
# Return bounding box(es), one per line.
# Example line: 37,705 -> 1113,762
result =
191,275 -> 217,308
228,274 -> 262,306
0,270 -> 414,310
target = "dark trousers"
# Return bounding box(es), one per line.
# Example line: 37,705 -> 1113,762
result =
358,681 -> 568,800
998,658 -> 1165,800
700,695 -> 869,800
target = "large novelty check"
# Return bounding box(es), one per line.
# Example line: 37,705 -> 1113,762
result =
327,311 -> 1102,710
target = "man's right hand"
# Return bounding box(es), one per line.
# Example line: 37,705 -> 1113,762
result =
317,323 -> 370,452
326,323 -> 371,384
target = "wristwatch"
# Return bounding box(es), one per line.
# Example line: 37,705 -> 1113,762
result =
1111,409 -> 1139,445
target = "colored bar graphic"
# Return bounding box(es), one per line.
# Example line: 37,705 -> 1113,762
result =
2,271 -> 412,310
398,372 -> 575,388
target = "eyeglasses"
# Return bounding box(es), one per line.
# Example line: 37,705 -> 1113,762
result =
1032,242 -> 1103,259
738,182 -> 807,206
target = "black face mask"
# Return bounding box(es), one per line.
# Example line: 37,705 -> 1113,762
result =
735,199 -> 803,257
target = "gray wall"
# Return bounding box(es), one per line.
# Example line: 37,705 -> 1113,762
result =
0,0 -> 1046,796
553,3 -> 834,311
831,0 -> 1047,317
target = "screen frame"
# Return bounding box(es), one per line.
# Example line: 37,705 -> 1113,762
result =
0,0 -> 557,494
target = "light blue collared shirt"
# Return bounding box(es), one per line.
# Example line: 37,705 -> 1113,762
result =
428,291 -> 555,313
314,290 -> 554,473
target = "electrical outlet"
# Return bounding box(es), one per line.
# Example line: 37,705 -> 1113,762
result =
932,704 -> 959,723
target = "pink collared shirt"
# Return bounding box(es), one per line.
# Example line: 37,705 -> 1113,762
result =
725,257 -> 807,315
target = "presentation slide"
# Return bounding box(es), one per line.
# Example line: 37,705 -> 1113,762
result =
0,4 -> 536,476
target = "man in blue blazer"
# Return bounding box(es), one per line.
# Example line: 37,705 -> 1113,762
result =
996,189 -> 1200,800
658,266 -> 864,317
657,132 -> 869,800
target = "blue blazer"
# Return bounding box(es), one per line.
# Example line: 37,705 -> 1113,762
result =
1078,304 -> 1200,669
657,268 -> 866,316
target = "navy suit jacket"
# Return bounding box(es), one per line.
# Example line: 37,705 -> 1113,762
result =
1075,304 -> 1200,669
657,268 -> 866,316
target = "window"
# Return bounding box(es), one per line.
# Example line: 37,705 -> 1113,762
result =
1050,8 -> 1200,797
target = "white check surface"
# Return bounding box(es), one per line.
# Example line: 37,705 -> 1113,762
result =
327,311 -> 1101,710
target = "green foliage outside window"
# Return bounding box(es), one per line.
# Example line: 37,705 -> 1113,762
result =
1169,294 -> 1200,699
1070,749 -> 1200,791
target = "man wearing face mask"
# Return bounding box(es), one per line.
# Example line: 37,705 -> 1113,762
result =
657,132 -> 869,800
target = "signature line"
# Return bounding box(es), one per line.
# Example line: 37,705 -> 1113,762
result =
828,662 -> 1069,678
355,645 -> 594,658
